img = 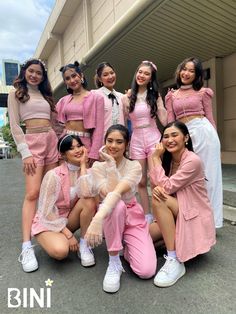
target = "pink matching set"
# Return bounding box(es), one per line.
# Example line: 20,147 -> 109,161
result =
7,85 -> 58,164
31,163 -> 80,236
150,149 -> 216,262
124,91 -> 167,159
56,91 -> 104,160
87,158 -> 157,277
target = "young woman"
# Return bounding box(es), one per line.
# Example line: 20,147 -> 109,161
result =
83,124 -> 157,293
165,57 -> 223,228
56,61 -> 104,165
8,59 -> 58,272
31,134 -> 97,267
150,121 -> 216,287
94,62 -> 126,137
122,61 -> 167,223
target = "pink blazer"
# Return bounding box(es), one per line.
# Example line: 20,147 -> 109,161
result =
56,91 -> 105,160
150,149 -> 216,262
93,88 -> 125,136
54,163 -> 77,209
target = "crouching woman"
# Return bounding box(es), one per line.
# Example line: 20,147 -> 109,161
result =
84,124 -> 157,293
150,121 -> 216,287
31,134 -> 97,267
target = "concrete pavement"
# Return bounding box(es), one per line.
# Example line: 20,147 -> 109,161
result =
0,158 -> 235,314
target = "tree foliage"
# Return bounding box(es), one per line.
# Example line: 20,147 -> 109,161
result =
1,123 -> 17,153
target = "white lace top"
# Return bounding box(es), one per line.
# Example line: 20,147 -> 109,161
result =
78,157 -> 142,203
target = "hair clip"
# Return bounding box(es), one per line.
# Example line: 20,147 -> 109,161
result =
142,60 -> 157,71
22,58 -> 47,71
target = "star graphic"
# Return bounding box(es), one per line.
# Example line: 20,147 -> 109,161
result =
45,278 -> 54,287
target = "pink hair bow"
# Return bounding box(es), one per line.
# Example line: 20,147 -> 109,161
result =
142,60 -> 157,71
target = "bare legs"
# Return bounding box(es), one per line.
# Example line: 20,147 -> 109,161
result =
36,197 -> 96,260
22,163 -> 57,242
22,166 -> 44,242
137,156 -> 155,218
151,194 -> 178,250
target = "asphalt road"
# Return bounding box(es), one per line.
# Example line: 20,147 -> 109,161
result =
0,159 -> 235,314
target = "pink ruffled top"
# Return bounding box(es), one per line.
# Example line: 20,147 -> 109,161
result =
165,87 -> 216,128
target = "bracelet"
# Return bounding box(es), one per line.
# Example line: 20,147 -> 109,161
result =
66,233 -> 73,239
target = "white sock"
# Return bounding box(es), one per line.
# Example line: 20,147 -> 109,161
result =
22,241 -> 32,251
109,254 -> 121,264
167,250 -> 177,259
80,238 -> 88,248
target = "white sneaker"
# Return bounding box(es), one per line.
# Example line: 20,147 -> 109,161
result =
18,245 -> 38,273
78,244 -> 95,267
103,262 -> 125,293
145,213 -> 153,224
154,255 -> 186,287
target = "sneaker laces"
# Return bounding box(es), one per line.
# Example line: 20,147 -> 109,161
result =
18,245 -> 37,265
80,244 -> 93,256
106,262 -> 125,277
159,255 -> 176,274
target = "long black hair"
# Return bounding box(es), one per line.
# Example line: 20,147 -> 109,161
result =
161,121 -> 194,176
60,61 -> 88,93
175,57 -> 203,91
94,62 -> 115,88
13,58 -> 54,111
129,61 -> 159,120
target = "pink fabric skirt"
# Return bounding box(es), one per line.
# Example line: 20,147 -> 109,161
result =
31,208 -> 70,236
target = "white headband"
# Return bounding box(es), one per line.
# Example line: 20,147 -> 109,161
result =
58,135 -> 72,153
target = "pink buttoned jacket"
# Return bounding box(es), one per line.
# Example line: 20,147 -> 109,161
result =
150,149 -> 216,262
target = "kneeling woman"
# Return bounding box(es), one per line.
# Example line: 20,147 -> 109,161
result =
31,135 -> 97,267
84,124 -> 157,293
149,121 -> 216,287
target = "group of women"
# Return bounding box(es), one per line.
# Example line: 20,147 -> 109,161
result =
8,56 -> 221,292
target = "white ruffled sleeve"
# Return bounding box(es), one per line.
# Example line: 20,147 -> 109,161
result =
120,160 -> 142,197
38,170 -> 68,232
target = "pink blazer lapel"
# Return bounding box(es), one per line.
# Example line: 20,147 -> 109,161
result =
58,163 -> 70,208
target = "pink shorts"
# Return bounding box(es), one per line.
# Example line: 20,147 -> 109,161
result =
130,127 -> 161,160
31,208 -> 70,236
25,128 -> 58,166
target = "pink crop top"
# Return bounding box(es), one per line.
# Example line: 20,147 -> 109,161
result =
61,99 -> 83,121
56,93 -> 94,123
129,102 -> 157,128
165,87 -> 216,128
7,85 -> 51,159
128,91 -> 167,128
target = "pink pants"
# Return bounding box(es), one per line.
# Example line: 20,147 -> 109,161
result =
130,126 -> 161,159
103,198 -> 157,278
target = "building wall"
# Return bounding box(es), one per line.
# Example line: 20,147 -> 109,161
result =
40,0 -> 236,164
46,0 -> 138,91
222,52 -> 236,163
